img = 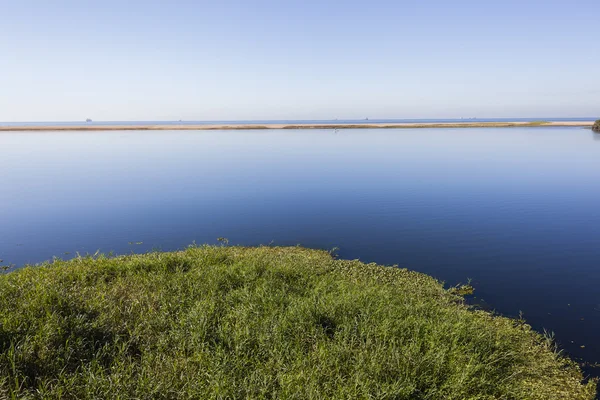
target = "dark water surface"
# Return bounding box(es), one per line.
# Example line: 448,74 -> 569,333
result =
1,127 -> 599,373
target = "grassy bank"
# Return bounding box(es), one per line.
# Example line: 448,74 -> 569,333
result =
0,246 -> 595,399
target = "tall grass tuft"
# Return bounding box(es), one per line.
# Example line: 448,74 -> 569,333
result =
0,246 -> 596,399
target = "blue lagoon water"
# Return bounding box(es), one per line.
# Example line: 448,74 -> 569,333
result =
1,127 -> 599,374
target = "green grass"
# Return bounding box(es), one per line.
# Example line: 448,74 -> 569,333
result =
0,246 -> 596,399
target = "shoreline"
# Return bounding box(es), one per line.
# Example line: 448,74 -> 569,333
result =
0,121 -> 593,132
0,245 -> 595,398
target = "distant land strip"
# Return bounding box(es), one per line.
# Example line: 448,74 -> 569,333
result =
0,121 -> 593,132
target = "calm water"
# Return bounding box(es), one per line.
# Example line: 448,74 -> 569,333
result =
1,127 -> 600,374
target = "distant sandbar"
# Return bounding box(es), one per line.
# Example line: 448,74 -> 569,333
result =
0,121 -> 593,132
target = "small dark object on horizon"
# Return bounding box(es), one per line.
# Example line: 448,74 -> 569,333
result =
592,120 -> 600,133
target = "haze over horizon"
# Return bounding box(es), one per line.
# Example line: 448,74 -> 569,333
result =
2,0 -> 599,122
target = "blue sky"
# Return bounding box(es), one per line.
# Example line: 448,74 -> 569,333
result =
1,0 -> 599,121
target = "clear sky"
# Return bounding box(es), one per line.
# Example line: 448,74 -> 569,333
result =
1,0 -> 599,121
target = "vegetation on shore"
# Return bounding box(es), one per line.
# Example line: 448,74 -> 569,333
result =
593,120 -> 600,132
4,120 -> 591,132
0,246 -> 596,399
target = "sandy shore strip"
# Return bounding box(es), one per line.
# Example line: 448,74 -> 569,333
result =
0,121 -> 593,132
